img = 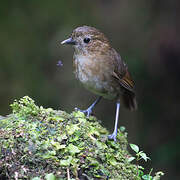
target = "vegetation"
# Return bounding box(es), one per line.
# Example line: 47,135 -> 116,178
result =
0,96 -> 163,179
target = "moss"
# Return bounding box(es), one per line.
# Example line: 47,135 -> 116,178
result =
0,96 -> 162,180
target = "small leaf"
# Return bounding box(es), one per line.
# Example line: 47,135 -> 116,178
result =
45,173 -> 56,180
32,177 -> 41,180
138,169 -> 144,177
130,144 -> 139,153
120,126 -> 126,132
51,140 -> 65,150
60,156 -> 72,166
127,156 -> 135,162
142,175 -> 153,180
90,159 -> 100,167
51,140 -> 62,150
106,154 -> 118,166
66,124 -> 79,135
68,144 -> 80,155
152,171 -> 164,180
139,152 -> 150,162
138,165 -> 144,170
109,156 -> 118,166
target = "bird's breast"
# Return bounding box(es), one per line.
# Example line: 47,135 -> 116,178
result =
73,55 -> 117,99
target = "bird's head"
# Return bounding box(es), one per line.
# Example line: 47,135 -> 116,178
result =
61,26 -> 110,55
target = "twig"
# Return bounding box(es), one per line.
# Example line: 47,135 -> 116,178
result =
67,168 -> 70,180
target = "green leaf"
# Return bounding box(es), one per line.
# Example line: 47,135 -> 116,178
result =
152,171 -> 164,180
109,157 -> 118,166
106,154 -> 119,166
127,156 -> 135,162
32,177 -> 41,180
90,159 -> 100,167
67,144 -> 80,155
139,152 -> 150,162
138,169 -> 144,177
45,173 -> 56,180
66,124 -> 79,135
51,140 -> 66,150
138,165 -> 144,170
60,156 -> 73,166
130,144 -> 139,153
120,126 -> 126,132
142,174 -> 152,180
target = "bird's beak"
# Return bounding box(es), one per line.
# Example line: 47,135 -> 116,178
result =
61,37 -> 76,45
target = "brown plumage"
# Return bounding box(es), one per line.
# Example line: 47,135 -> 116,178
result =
61,26 -> 137,141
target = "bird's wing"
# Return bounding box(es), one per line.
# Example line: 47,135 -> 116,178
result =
110,49 -> 137,110
112,69 -> 135,92
111,49 -> 135,92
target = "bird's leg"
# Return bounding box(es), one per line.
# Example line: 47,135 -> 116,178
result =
108,101 -> 120,142
75,96 -> 102,117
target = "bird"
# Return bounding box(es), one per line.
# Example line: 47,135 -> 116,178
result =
61,26 -> 137,141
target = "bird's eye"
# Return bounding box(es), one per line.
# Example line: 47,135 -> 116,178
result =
83,37 -> 90,44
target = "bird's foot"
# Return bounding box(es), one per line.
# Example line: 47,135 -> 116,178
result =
108,131 -> 117,142
75,107 -> 93,117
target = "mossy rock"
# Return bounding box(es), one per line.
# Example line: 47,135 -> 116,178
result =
0,96 -> 163,180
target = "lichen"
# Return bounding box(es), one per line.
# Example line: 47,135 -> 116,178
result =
0,96 -> 162,180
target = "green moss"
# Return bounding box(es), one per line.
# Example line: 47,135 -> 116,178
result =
0,96 -> 163,179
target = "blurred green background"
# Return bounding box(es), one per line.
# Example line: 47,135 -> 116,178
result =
0,0 -> 180,179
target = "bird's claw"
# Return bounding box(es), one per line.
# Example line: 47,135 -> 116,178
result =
74,107 -> 93,117
108,132 -> 117,142
74,107 -> 80,112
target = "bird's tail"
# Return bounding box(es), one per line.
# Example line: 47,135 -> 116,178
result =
122,91 -> 137,111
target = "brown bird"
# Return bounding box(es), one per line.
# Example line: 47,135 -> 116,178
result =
61,26 -> 137,141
